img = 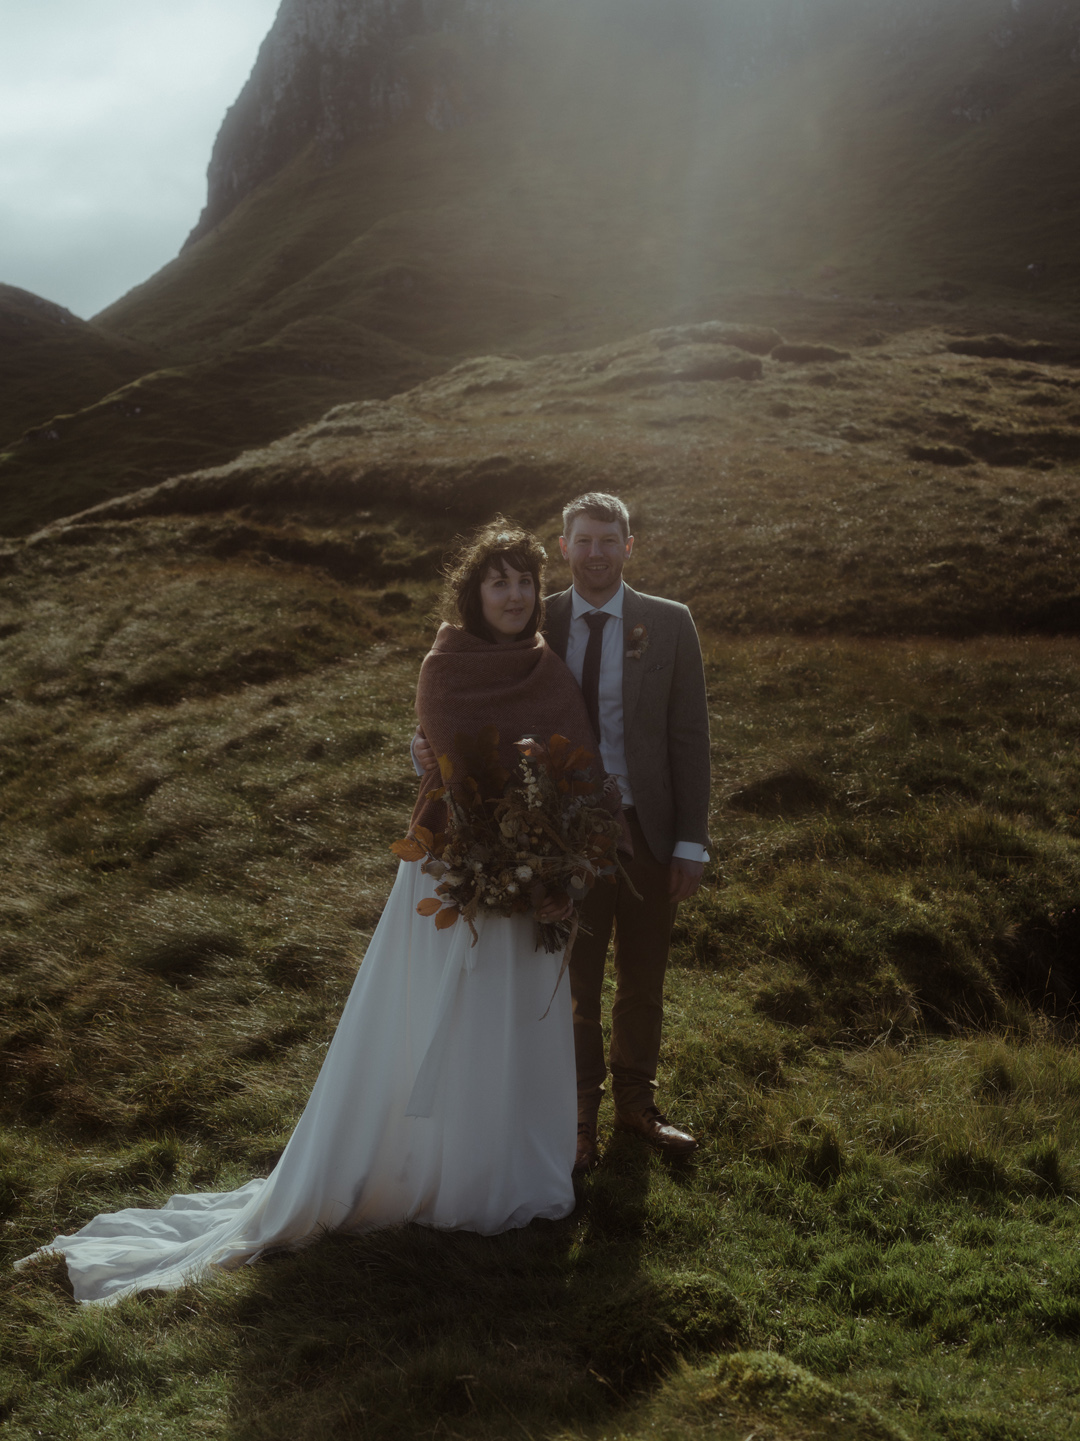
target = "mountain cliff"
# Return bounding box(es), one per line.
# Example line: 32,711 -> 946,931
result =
186,0 -> 509,246
188,0 -> 1080,247
3,0 -> 1080,535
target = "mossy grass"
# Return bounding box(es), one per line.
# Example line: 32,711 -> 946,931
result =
3,517 -> 1080,1437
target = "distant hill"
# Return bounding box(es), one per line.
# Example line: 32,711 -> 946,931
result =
3,0 -> 1080,536
27,309 -> 1080,638
0,286 -> 154,439
0,287 -> 158,532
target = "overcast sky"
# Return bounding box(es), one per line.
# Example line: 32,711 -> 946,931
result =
0,0 -> 281,319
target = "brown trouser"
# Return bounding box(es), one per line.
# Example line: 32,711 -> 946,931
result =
570,810 -> 676,1119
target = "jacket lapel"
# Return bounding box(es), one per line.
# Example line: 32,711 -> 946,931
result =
543,588 -> 573,660
621,585 -> 647,736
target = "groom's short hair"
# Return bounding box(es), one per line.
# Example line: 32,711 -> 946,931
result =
561,491 -> 631,540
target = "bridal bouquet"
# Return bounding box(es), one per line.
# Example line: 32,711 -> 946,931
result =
391,728 -> 627,953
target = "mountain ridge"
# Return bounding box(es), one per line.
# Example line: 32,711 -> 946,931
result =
3,0 -> 1080,536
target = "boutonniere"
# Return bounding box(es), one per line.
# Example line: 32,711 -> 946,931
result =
625,624 -> 649,661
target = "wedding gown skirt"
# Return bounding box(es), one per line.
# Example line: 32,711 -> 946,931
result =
18,862 -> 577,1305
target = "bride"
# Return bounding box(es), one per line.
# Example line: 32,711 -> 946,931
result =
18,520 -> 614,1305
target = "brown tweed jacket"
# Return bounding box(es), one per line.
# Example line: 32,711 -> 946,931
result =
543,584 -> 711,865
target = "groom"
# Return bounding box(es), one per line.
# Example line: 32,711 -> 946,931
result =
545,492 -> 711,1171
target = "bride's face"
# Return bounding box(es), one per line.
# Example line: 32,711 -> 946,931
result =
479,563 -> 536,642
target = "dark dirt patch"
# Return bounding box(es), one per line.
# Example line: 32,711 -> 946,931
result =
771,344 -> 852,364
907,444 -> 974,467
727,768 -> 832,817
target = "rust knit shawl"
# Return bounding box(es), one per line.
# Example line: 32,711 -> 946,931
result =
409,623 -> 604,839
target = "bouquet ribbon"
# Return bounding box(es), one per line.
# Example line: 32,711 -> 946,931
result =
539,913 -> 579,1022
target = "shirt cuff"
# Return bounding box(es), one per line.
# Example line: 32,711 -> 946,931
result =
672,841 -> 709,865
409,733 -> 424,778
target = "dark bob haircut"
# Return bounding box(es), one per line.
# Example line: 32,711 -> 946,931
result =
442,517 -> 547,642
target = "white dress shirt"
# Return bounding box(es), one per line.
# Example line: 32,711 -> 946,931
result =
564,584 -> 707,865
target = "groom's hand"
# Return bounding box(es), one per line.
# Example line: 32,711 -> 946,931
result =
668,858 -> 704,903
537,892 -> 574,922
413,726 -> 439,773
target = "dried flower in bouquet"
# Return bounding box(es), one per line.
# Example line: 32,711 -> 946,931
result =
391,727 -> 631,955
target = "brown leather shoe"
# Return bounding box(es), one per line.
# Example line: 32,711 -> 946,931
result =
573,1120 -> 599,1175
614,1107 -> 698,1156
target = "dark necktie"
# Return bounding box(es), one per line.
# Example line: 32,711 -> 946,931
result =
581,611 -> 610,743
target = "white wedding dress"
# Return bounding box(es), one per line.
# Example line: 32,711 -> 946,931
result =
17,863 -> 576,1305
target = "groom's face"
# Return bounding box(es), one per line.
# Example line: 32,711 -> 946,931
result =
559,515 -> 634,606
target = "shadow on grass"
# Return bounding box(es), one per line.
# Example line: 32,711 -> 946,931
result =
222,1141 -> 741,1439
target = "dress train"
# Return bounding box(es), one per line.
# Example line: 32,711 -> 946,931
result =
17,862 -> 576,1305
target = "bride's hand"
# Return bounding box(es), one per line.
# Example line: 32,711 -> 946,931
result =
413,726 -> 439,773
537,893 -> 574,923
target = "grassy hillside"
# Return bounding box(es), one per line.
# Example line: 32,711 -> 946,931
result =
0,286 -> 154,449
4,0 -> 1080,535
0,317 -> 436,539
58,312 -> 1080,637
2,413 -> 1080,1436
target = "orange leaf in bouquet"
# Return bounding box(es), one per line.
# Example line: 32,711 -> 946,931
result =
548,734 -> 571,766
408,727 -> 633,954
391,836 -> 428,862
416,898 -> 444,916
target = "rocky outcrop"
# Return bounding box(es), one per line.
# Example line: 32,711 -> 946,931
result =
179,0 -> 866,249
186,0 -> 1080,250
185,0 -> 508,246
